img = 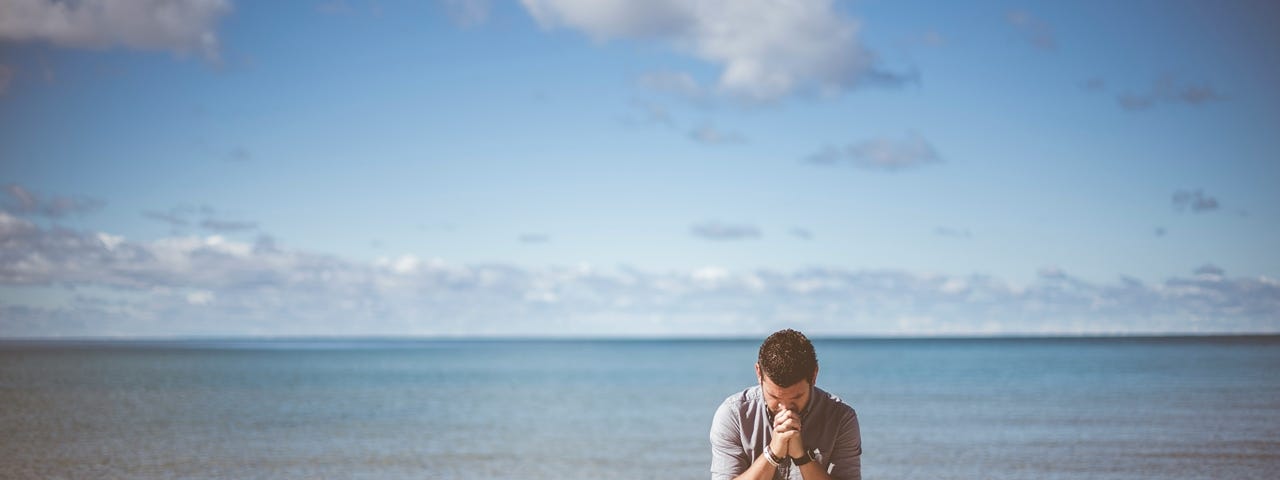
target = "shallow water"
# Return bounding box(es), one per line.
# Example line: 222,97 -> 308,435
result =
1,337 -> 1277,479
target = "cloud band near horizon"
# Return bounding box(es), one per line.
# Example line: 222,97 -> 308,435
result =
2,212 -> 1275,338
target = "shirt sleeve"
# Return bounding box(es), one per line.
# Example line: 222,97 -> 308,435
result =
710,399 -> 749,480
826,408 -> 862,480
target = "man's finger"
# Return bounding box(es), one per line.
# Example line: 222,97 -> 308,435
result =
774,419 -> 798,433
773,409 -> 791,423
774,421 -> 798,433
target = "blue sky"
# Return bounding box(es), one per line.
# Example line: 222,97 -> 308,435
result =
1,0 -> 1277,337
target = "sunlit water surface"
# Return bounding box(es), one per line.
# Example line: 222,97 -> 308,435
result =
2,337 -> 1277,479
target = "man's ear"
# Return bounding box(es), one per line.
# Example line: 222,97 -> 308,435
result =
755,362 -> 762,383
810,364 -> 819,386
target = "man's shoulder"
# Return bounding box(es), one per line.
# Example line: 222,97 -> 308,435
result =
812,386 -> 858,421
716,385 -> 765,419
721,384 -> 762,406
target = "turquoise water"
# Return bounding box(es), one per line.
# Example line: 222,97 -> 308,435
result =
1,337 -> 1277,479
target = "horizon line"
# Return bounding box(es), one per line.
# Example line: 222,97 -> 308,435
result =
2,332 -> 1278,344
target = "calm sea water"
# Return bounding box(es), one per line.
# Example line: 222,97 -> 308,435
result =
1,337 -> 1277,479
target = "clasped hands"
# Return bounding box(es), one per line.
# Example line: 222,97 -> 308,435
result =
769,404 -> 805,460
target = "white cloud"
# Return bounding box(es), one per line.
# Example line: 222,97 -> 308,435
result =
637,70 -> 704,99
521,0 -> 908,102
377,254 -> 423,275
687,124 -> 745,145
96,232 -> 124,250
200,218 -> 258,233
0,0 -> 233,61
691,266 -> 729,284
940,278 -> 968,295
934,227 -> 971,239
1118,76 -> 1225,112
1172,189 -> 1220,213
690,221 -> 761,241
3,183 -> 105,218
1194,264 -> 1225,277
623,99 -> 677,128
1,216 -> 1277,337
807,133 -> 941,171
186,290 -> 214,305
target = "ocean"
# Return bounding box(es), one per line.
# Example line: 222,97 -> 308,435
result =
1,336 -> 1277,479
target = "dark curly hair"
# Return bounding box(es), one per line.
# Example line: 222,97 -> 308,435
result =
757,329 -> 818,387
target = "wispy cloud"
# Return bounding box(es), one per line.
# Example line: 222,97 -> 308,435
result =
691,221 -> 761,241
688,124 -> 746,145
623,99 -> 676,128
521,0 -> 912,102
225,146 -> 252,163
141,205 -> 257,233
0,0 -> 234,62
141,205 -> 214,225
1005,10 -> 1056,51
441,0 -> 491,27
637,70 -> 705,101
1080,77 -> 1106,92
806,133 -> 941,171
142,210 -> 190,227
2,184 -> 104,218
1194,264 -> 1224,276
200,219 -> 258,233
3,215 -> 1276,337
519,233 -> 550,244
789,228 -> 813,241
1119,76 -> 1224,112
1038,265 -> 1068,280
1172,189 -> 1220,213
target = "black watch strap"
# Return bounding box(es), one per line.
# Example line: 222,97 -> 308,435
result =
791,449 -> 814,466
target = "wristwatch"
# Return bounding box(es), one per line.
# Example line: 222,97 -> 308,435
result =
791,448 -> 816,466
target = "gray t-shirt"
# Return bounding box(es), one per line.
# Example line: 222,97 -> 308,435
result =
710,385 -> 861,480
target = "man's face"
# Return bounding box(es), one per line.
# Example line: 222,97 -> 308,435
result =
756,363 -> 813,415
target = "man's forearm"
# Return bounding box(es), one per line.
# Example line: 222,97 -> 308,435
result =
797,461 -> 833,480
732,452 -> 781,480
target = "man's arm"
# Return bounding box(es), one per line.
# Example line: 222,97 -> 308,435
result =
710,400 -> 748,480
780,406 -> 838,480
732,447 -> 787,480
711,401 -> 797,480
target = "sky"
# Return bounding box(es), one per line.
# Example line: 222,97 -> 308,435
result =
1,0 -> 1278,338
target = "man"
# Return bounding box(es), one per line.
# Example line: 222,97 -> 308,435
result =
710,329 -> 861,480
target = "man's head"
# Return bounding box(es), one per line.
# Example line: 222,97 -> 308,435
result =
755,329 -> 819,414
